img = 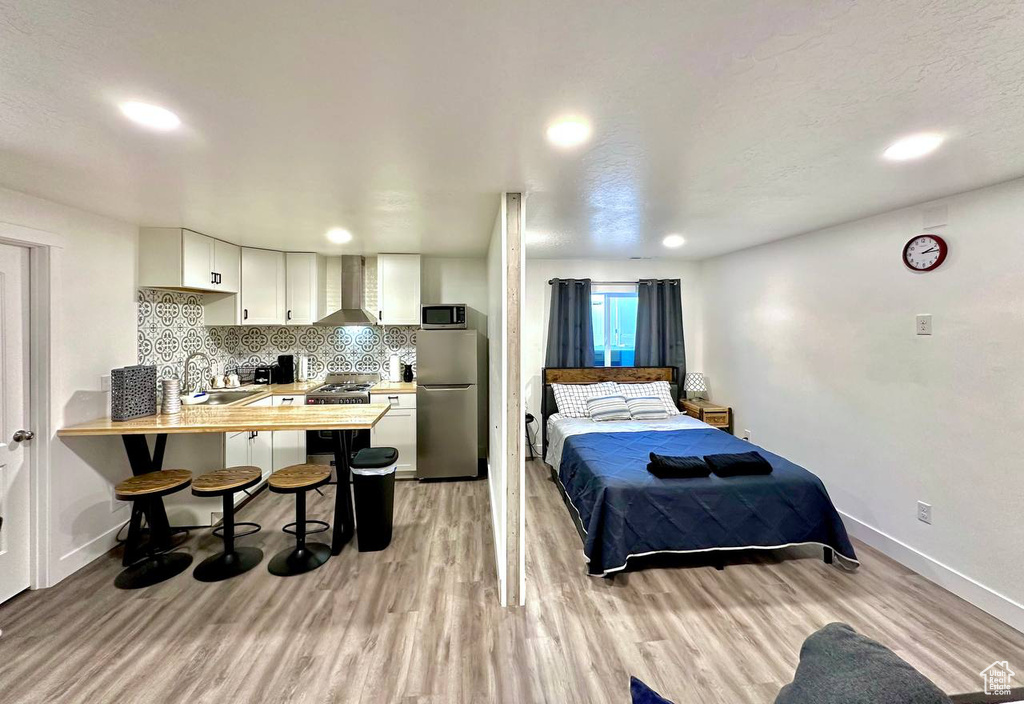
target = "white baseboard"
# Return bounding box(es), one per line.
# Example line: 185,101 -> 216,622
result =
841,511 -> 1024,634
51,522 -> 123,587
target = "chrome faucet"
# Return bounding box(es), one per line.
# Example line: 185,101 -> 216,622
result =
183,352 -> 212,394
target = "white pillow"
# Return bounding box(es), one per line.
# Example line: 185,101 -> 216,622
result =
586,394 -> 631,422
617,381 -> 679,415
626,397 -> 669,420
551,382 -> 617,418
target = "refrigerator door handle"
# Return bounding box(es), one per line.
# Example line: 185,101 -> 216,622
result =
419,384 -> 472,390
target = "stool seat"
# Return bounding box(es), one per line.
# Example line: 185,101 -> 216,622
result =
192,466 -> 261,496
116,470 -> 192,501
351,447 -> 398,469
269,464 -> 331,493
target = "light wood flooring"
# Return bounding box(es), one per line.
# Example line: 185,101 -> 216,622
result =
0,460 -> 1021,703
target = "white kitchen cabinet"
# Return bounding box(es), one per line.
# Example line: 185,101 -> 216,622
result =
370,392 -> 416,477
139,227 -> 240,293
271,394 -> 307,471
181,229 -> 215,289
214,239 -> 241,294
285,253 -> 318,325
377,254 -> 421,325
224,397 -> 274,481
241,247 -> 287,325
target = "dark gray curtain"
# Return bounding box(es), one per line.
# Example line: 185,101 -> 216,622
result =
545,278 -> 595,367
635,279 -> 685,390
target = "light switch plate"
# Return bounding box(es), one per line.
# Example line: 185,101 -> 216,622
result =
916,314 -> 932,335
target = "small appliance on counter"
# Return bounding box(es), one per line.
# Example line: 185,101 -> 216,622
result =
254,365 -> 273,385
277,355 -> 295,384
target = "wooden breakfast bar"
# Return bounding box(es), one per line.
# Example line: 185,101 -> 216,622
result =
58,403 -> 390,558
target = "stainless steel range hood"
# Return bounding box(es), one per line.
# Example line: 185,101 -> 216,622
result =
315,255 -> 377,326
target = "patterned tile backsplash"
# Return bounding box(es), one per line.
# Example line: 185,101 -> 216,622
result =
137,289 -> 417,390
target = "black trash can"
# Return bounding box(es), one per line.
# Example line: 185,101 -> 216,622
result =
351,447 -> 398,552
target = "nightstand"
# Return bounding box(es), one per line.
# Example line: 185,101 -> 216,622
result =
680,398 -> 733,434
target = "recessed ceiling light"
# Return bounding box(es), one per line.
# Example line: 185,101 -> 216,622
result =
546,118 -> 591,148
883,133 -> 944,161
118,101 -> 181,131
326,227 -> 353,244
662,234 -> 686,248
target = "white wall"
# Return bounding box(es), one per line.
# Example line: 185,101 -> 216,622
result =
421,256 -> 489,333
486,201 -> 507,604
522,258 -> 703,434
700,178 -> 1024,631
0,186 -> 139,587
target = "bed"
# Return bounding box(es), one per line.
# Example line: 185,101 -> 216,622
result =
541,367 -> 858,576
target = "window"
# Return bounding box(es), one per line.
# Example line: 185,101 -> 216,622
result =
591,285 -> 638,366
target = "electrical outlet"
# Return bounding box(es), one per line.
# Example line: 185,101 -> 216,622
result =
917,501 -> 932,524
916,314 -> 932,336
742,429 -> 751,441
100,374 -> 111,392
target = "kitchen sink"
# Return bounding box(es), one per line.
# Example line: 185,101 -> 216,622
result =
203,390 -> 264,406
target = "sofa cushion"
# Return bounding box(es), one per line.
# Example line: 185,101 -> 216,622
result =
774,623 -> 952,704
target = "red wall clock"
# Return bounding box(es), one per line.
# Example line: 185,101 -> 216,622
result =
903,234 -> 948,272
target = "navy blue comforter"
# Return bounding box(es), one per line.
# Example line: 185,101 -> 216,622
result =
557,429 -> 857,575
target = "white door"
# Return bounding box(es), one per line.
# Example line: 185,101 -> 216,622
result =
241,248 -> 286,325
0,243 -> 31,605
285,253 -> 316,325
377,254 -> 421,325
181,229 -> 214,290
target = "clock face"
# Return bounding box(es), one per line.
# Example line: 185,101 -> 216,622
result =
903,234 -> 948,272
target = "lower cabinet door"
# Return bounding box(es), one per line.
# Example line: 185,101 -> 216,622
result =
224,430 -> 251,469
272,430 -> 306,472
250,430 -> 273,481
371,409 -> 416,475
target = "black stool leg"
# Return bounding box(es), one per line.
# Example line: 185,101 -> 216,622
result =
115,497 -> 193,590
268,490 -> 331,577
193,492 -> 263,582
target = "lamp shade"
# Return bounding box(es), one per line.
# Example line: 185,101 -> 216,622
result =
683,372 -> 707,398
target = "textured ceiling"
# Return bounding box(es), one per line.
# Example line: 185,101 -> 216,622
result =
1,1 -> 1023,258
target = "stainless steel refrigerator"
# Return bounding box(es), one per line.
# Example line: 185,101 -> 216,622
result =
416,329 -> 487,479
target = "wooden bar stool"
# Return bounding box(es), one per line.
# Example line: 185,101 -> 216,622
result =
115,469 -> 193,589
267,463 -> 332,576
191,466 -> 264,582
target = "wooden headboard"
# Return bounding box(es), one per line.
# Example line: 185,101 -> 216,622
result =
540,366 -> 679,457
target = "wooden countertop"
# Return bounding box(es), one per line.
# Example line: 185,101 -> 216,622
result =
58,403 -> 390,436
369,381 -> 417,395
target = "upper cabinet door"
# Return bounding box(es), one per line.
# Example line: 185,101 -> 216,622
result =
285,252 -> 318,325
181,230 -> 215,289
377,254 -> 421,325
241,248 -> 286,325
214,240 -> 240,294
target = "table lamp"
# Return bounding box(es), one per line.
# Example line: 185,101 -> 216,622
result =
683,372 -> 707,400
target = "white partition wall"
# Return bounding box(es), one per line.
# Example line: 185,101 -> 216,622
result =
486,192 -> 525,607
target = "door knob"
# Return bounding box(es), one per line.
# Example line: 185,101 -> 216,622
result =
12,430 -> 34,443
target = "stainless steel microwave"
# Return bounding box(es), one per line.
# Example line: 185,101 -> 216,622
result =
421,304 -> 467,329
